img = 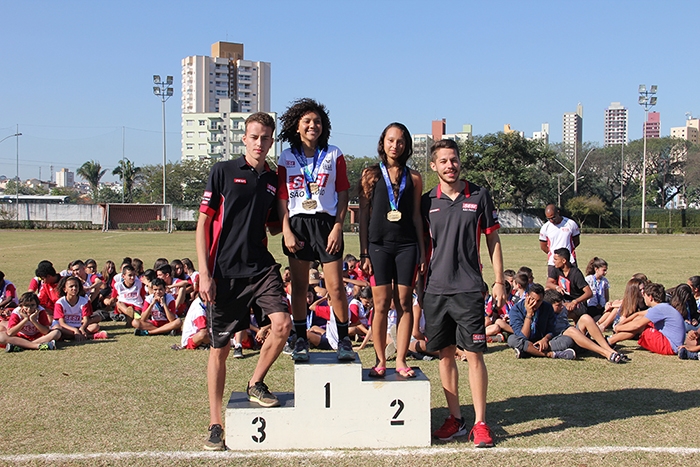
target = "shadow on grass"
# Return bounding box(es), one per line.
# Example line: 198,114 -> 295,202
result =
449,387 -> 700,439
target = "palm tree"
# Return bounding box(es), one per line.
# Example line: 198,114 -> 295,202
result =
112,158 -> 141,203
76,160 -> 106,200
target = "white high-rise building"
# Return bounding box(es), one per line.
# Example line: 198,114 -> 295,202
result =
531,123 -> 550,144
604,102 -> 628,146
181,99 -> 277,163
181,41 -> 270,114
56,168 -> 74,188
562,103 -> 583,156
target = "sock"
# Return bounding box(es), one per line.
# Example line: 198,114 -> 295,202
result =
336,319 -> 349,341
293,320 -> 307,340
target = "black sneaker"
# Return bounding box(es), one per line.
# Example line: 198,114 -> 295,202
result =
247,381 -> 280,407
203,424 -> 225,451
337,336 -> 356,361
291,337 -> 309,362
5,343 -> 22,353
233,346 -> 243,359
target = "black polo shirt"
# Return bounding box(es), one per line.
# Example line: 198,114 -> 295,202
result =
199,156 -> 279,279
421,181 -> 500,295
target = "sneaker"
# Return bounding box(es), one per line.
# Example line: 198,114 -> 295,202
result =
134,329 -> 149,337
203,424 -> 225,451
337,336 -> 356,361
291,337 -> 309,362
513,347 -> 521,359
486,333 -> 504,343
170,344 -> 183,351
246,381 -> 280,407
233,346 -> 243,359
469,421 -> 494,448
433,414 -> 467,441
38,340 -> 56,351
92,331 -> 108,340
679,347 -> 699,360
5,343 -> 23,353
552,348 -> 576,360
282,341 -> 294,355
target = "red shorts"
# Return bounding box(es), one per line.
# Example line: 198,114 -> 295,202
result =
149,319 -> 169,328
185,337 -> 198,349
638,323 -> 674,355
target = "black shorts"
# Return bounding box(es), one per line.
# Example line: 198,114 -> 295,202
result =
368,241 -> 418,287
208,264 -> 289,348
283,213 -> 343,263
423,292 -> 486,353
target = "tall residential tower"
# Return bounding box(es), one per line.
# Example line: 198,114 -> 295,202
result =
562,103 -> 583,156
603,102 -> 628,146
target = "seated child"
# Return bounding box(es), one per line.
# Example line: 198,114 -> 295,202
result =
172,296 -> 210,350
37,263 -> 61,320
1,292 -> 61,351
53,276 -> 106,341
485,281 -> 514,342
0,271 -> 18,310
348,286 -> 372,340
105,265 -> 145,323
132,278 -> 182,336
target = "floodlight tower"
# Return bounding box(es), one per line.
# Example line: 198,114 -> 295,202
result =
153,75 -> 174,204
638,84 -> 657,233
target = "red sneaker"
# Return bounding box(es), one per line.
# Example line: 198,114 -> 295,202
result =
92,331 -> 108,340
433,415 -> 467,441
469,421 -> 494,447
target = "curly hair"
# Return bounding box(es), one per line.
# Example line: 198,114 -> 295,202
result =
377,122 -> 413,166
278,98 -> 331,152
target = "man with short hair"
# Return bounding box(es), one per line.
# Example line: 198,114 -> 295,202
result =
546,247 -> 592,324
421,139 -> 504,448
196,112 -> 291,451
539,204 -> 580,277
507,284 -> 577,360
611,282 -> 685,355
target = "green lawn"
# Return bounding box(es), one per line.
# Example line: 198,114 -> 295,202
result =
0,231 -> 699,466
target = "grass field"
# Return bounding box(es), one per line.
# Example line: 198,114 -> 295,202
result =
1,230 -> 699,466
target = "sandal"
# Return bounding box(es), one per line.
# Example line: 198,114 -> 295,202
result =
369,366 -> 386,378
608,352 -> 626,364
396,367 -> 416,378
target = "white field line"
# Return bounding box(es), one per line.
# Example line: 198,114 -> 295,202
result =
4,446 -> 700,462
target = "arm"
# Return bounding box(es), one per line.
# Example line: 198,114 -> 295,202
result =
140,299 -> 155,322
572,234 -> 580,249
358,169 -> 373,277
411,171 -> 426,275
278,198 -> 303,253
164,298 -> 178,323
327,190 -> 348,254
485,230 -> 506,309
539,240 -> 549,254
614,311 -> 650,333
5,310 -> 29,336
566,285 -> 593,312
196,212 -> 216,304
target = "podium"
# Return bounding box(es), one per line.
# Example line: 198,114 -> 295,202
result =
225,352 -> 431,450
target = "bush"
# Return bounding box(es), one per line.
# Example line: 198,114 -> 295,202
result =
0,220 -> 98,230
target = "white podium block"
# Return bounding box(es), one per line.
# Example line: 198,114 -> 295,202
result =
225,352 -> 431,451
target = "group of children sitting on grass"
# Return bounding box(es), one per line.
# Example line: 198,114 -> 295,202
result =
2,251 -> 700,363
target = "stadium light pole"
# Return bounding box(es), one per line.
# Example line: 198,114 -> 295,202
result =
638,84 -> 657,233
153,75 -> 173,205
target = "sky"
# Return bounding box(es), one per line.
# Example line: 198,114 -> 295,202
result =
1,0 -> 698,183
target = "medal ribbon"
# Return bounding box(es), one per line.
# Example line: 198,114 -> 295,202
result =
292,147 -> 327,199
379,162 -> 407,212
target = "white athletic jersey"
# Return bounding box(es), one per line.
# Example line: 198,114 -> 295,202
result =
277,145 -> 350,217
349,298 -> 370,326
539,216 -> 580,265
113,278 -> 145,309
55,295 -> 92,328
143,293 -> 176,322
181,297 -> 207,347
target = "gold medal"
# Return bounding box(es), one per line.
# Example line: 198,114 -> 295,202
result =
302,199 -> 318,210
386,210 -> 402,222
308,182 -> 320,194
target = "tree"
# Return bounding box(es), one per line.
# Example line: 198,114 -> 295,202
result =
566,195 -> 607,228
344,155 -> 377,202
76,160 -> 106,200
112,158 -> 142,203
50,186 -> 79,203
135,159 -> 213,206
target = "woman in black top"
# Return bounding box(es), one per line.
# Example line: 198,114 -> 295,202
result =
359,123 -> 425,378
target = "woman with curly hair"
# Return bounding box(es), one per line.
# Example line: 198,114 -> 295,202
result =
276,98 -> 354,362
358,122 -> 425,378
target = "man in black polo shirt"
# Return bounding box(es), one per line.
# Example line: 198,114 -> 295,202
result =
421,139 -> 505,448
545,247 -> 592,324
196,112 -> 291,451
